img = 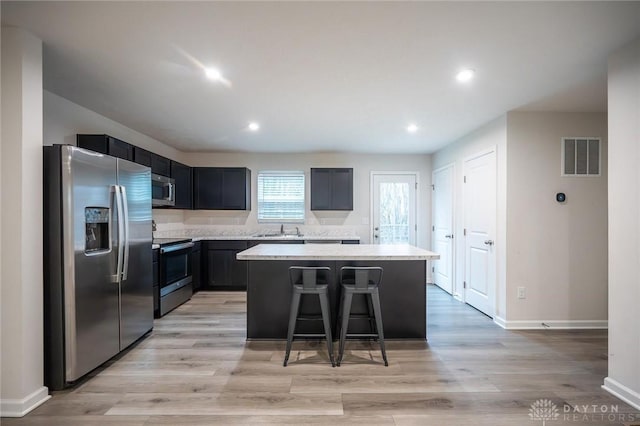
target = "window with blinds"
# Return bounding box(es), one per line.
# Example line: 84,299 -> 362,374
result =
257,171 -> 305,223
562,138 -> 601,176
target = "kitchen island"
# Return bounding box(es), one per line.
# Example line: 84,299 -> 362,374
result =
237,244 -> 439,340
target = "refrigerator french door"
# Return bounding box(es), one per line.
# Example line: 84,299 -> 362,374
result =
44,144 -> 153,390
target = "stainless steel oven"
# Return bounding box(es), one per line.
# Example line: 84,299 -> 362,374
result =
158,240 -> 193,315
152,174 -> 175,207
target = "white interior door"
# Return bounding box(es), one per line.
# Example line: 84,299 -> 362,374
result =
464,149 -> 496,317
371,173 -> 417,245
432,164 -> 454,294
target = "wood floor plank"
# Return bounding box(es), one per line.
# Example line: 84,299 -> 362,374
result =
290,374 -> 499,393
105,392 -> 343,416
143,415 -> 394,425
342,391 -> 567,415
0,416 -> 148,426
76,375 -> 292,394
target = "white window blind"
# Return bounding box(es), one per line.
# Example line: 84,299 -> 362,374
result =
257,171 -> 305,223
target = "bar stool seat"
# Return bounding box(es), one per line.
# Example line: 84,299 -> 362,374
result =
337,266 -> 387,366
284,266 -> 335,367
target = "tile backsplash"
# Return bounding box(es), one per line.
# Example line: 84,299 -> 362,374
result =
152,209 -> 368,241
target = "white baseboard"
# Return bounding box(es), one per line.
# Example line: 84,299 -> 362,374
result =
0,386 -> 50,417
603,377 -> 640,410
493,318 -> 608,330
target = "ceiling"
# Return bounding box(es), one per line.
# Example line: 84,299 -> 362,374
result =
2,2 -> 640,154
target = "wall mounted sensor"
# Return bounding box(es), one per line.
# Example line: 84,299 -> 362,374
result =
556,192 -> 566,203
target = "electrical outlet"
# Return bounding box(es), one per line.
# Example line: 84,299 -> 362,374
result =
517,287 -> 526,299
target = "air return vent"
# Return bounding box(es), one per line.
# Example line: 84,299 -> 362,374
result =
562,138 -> 600,176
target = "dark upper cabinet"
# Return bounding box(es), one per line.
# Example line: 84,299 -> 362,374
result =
170,161 -> 192,209
133,147 -> 170,176
310,168 -> 353,210
193,167 -> 251,210
133,146 -> 153,168
77,134 -> 134,161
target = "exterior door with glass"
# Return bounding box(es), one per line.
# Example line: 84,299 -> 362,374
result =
371,173 -> 417,245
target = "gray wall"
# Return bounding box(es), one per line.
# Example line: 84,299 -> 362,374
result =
506,111 -> 608,323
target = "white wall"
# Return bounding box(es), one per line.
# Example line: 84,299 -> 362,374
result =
177,152 -> 433,248
0,27 -> 50,416
431,116 -> 508,317
43,90 -> 186,163
506,111 -> 608,325
432,111 -> 609,328
604,37 -> 640,410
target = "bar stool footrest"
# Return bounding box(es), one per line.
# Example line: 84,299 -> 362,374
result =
292,333 -> 334,338
344,333 -> 380,338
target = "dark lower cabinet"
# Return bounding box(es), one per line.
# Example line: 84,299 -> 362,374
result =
342,240 -> 360,244
202,239 -> 305,291
205,241 -> 249,290
152,248 -> 159,317
191,242 -> 202,292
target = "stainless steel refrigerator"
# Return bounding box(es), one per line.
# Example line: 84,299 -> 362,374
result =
44,144 -> 153,390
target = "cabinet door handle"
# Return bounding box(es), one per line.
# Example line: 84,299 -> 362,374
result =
445,234 -> 453,239
484,240 -> 494,246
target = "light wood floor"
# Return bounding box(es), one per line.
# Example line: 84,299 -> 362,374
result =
5,285 -> 639,425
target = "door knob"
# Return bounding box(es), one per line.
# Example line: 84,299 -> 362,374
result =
484,240 -> 494,246
445,234 -> 453,239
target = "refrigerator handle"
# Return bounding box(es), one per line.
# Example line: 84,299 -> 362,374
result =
120,185 -> 130,281
112,185 -> 124,282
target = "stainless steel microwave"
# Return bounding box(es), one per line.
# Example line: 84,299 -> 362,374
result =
151,174 -> 175,207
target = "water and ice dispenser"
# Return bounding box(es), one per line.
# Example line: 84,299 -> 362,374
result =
84,207 -> 110,253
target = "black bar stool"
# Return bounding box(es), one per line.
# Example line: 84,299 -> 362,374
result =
284,266 -> 335,367
337,266 -> 387,366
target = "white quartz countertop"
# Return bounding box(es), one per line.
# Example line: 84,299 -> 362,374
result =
190,235 -> 359,242
152,234 -> 360,250
236,243 -> 440,261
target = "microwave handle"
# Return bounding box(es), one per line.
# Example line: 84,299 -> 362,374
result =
166,181 -> 174,202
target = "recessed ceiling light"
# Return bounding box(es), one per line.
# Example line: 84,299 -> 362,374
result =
456,68 -> 475,83
205,67 -> 223,81
248,122 -> 260,132
407,124 -> 418,133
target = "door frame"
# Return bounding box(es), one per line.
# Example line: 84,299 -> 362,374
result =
369,171 -> 420,245
431,162 -> 456,294
462,146 -> 497,317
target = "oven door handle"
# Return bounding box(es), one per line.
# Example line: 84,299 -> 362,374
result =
160,242 -> 194,254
